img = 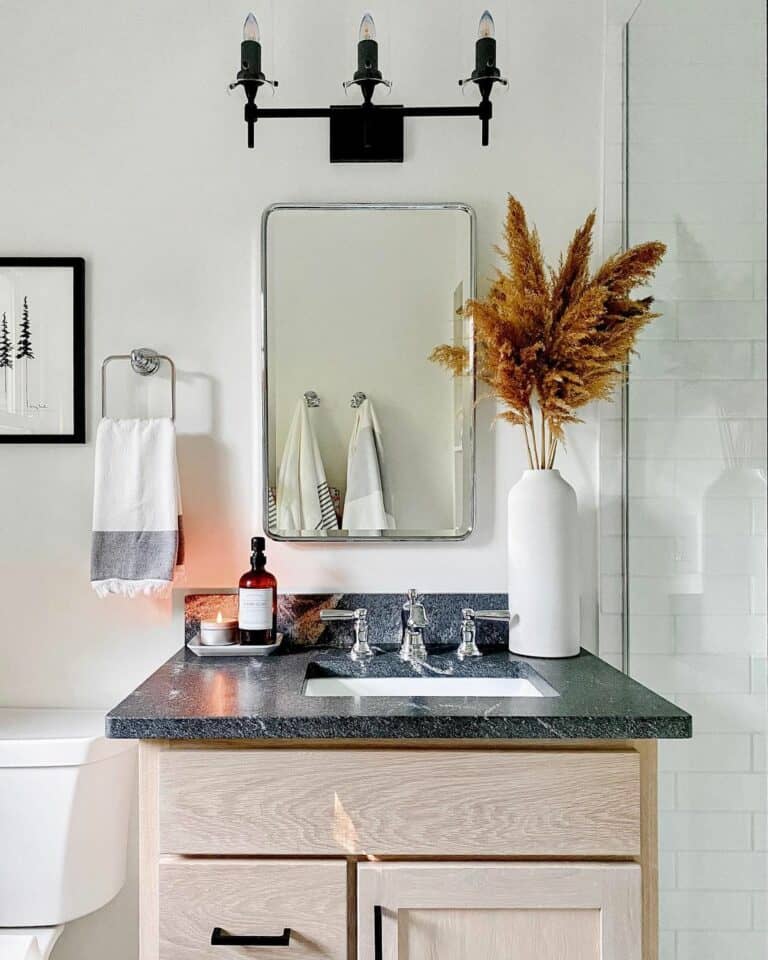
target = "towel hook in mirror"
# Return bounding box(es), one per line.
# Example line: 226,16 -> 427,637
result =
351,391 -> 367,408
304,390 -> 320,408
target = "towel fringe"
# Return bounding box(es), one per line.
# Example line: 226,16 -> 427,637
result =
92,579 -> 172,599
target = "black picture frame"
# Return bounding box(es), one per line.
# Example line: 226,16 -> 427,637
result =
0,257 -> 85,444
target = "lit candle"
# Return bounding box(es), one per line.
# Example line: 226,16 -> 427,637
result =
200,611 -> 239,646
241,12 -> 264,79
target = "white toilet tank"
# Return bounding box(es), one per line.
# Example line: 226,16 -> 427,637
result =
0,708 -> 136,927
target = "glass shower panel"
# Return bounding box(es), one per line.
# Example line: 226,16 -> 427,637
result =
626,1 -> 767,958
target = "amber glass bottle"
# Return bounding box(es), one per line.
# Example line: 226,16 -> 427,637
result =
238,537 -> 277,645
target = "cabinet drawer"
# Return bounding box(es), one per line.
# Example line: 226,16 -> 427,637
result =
159,747 -> 640,857
159,859 -> 347,960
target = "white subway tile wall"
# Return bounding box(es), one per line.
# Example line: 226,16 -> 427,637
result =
601,1 -> 767,956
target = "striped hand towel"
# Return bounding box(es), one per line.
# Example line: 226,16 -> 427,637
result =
91,418 -> 184,597
276,400 -> 338,533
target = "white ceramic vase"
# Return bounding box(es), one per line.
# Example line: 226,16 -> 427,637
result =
507,469 -> 580,658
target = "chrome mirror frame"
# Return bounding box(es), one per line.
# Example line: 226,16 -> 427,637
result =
260,201 -> 477,543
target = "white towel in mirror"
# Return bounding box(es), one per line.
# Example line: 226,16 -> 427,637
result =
342,398 -> 394,533
276,400 -> 338,533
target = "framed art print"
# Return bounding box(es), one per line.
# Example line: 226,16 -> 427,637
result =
0,257 -> 85,443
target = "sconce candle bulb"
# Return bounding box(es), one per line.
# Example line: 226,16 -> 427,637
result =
243,12 -> 260,42
240,12 -> 263,79
232,11 -> 277,150
359,12 -> 376,42
474,10 -> 499,78
478,10 -> 495,39
355,12 -> 382,86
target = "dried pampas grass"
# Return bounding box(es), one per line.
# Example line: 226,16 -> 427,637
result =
430,194 -> 666,469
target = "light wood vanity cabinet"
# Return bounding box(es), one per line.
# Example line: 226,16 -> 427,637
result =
140,741 -> 657,960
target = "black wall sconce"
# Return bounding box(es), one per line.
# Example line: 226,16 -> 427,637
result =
229,10 -> 507,163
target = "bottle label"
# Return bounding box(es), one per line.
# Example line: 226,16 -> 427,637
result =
238,588 -> 273,630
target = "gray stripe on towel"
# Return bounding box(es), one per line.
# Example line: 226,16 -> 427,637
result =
91,531 -> 179,582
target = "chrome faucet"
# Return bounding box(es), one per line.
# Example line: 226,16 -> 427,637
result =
457,608 -> 511,659
319,607 -> 373,661
400,589 -> 428,663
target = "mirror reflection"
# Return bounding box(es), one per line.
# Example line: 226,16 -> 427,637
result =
263,204 -> 475,540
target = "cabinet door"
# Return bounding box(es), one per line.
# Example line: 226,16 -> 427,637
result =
358,862 -> 641,960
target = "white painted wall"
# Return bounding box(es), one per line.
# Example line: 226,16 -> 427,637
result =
0,2 -> 605,958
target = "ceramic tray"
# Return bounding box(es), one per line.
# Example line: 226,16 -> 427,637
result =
187,635 -> 283,657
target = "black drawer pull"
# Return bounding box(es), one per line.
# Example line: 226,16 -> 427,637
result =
374,905 -> 383,960
211,927 -> 292,947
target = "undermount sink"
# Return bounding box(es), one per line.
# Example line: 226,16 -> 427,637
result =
303,673 -> 557,699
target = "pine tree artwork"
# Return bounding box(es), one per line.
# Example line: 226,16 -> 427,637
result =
0,258 -> 84,443
15,296 -> 34,410
0,311 -> 12,405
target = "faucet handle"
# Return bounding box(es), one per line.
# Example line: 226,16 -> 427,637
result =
457,608 -> 510,660
320,609 -> 358,622
472,610 -> 511,623
320,607 -> 373,661
349,609 -> 373,661
457,608 -> 482,660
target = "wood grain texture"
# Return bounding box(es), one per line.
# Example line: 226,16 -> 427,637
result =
399,908 -> 600,960
139,742 -> 162,960
636,740 -> 659,960
158,747 -> 641,857
158,859 -> 347,960
357,861 -> 642,960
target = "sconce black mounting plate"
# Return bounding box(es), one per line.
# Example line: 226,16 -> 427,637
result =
329,105 -> 404,163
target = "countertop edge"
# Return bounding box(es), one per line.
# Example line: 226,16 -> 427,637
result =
105,714 -> 692,742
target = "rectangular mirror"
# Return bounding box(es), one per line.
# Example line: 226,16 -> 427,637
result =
262,203 -> 475,541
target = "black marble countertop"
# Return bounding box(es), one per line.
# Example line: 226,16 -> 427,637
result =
106,644 -> 691,741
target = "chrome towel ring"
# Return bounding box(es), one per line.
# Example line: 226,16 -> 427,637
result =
100,348 -> 176,421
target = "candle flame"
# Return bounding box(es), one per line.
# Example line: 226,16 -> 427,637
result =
216,611 -> 223,624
